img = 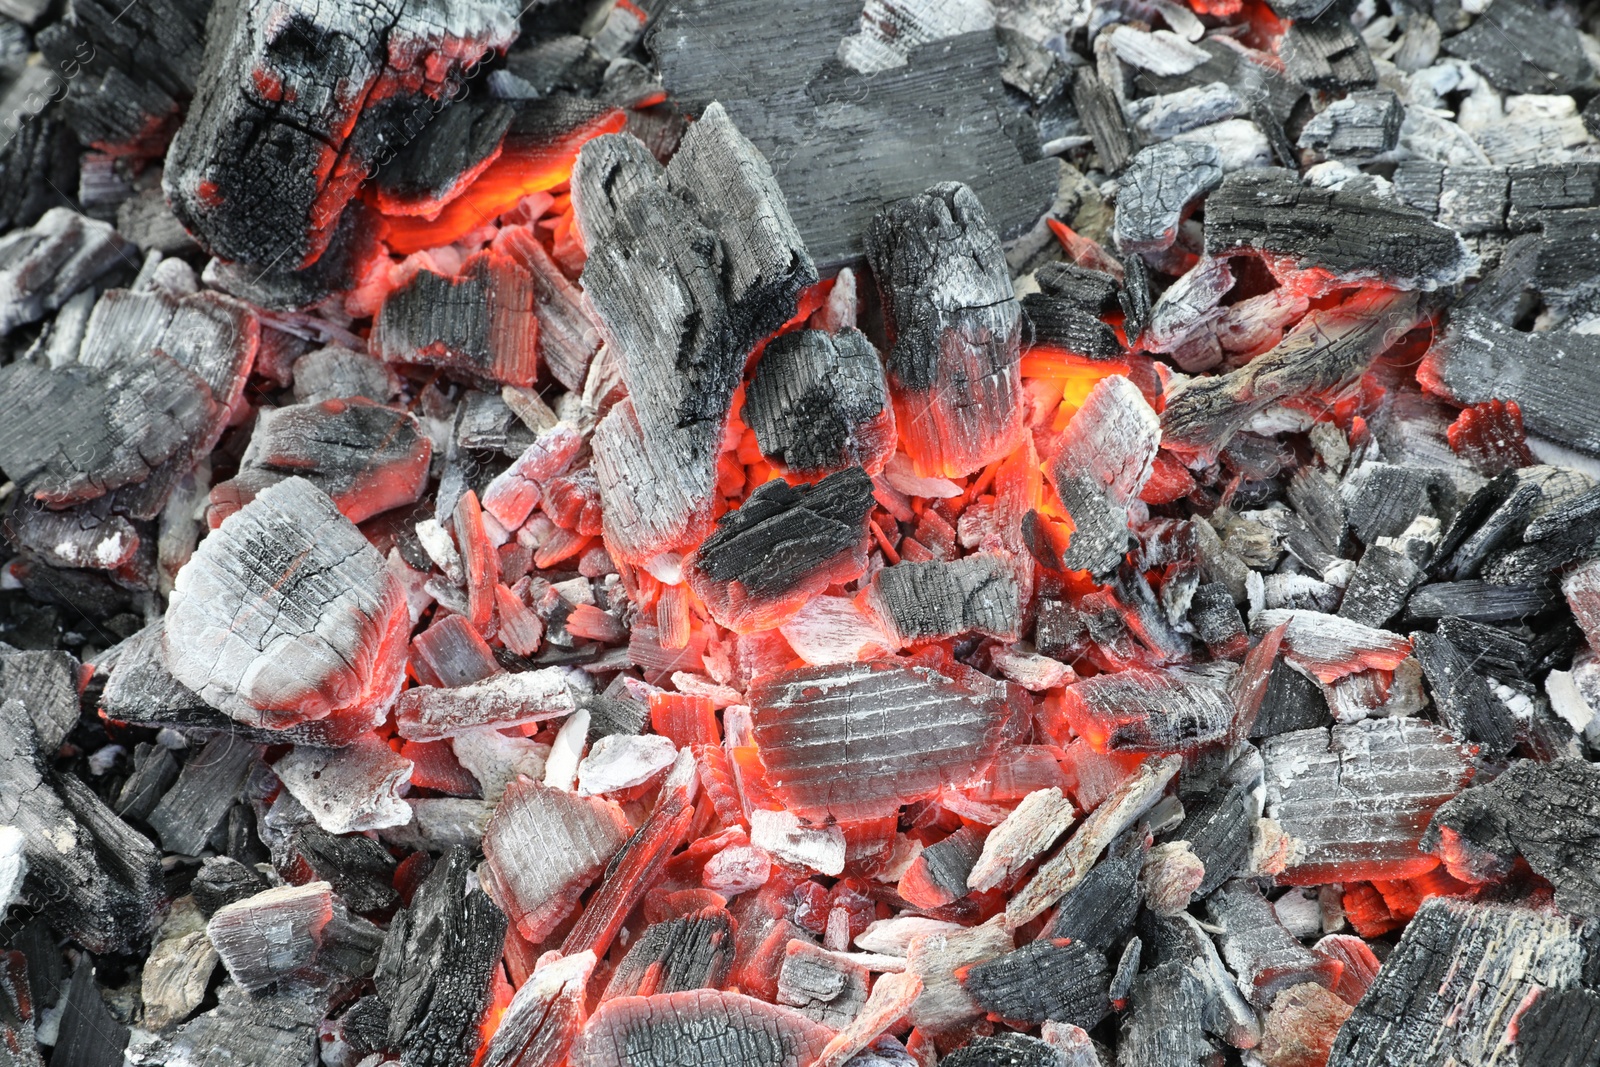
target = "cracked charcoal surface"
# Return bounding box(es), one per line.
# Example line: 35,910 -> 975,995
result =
1059,669 -> 1235,752
871,554 -> 1021,644
1050,375 -> 1161,577
1112,142 -> 1223,256
373,245 -> 537,388
1409,631 -> 1517,757
602,909 -> 735,1001
960,939 -> 1110,1029
571,990 -> 832,1067
744,329 -> 894,478
162,476 -> 410,736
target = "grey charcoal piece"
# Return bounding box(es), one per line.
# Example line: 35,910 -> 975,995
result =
776,941 -> 868,1029
1421,312 -> 1600,457
1441,0 -> 1592,95
3,495 -> 143,574
960,939 -> 1110,1029
1072,68 -> 1134,174
207,883 -> 336,991
1328,899 -> 1587,1067
870,554 -> 1022,644
1050,375 -> 1161,576
0,700 -> 162,954
1112,142 -> 1223,256
1297,89 -> 1403,160
744,329 -> 892,478
1515,988 -> 1600,1067
479,953 -> 592,1067
1047,838 -> 1145,952
1406,580 -> 1562,623
1280,8 -> 1376,90
1423,759 -> 1600,916
0,648 -> 78,752
900,823 -> 987,908
191,856 -> 271,918
147,734 -> 260,856
1391,162 -> 1509,236
0,207 -> 130,336
1205,880 -> 1340,1009
572,990 -> 830,1067
496,225 -> 602,392
1171,747 -> 1262,897
1060,668 -> 1236,752
165,981 -> 328,1067
603,909 -> 735,1001
1506,163 -> 1600,232
1343,463 -> 1440,544
1337,546 -> 1422,628
291,346 -> 402,405
51,954 -> 129,1067
1410,631 -> 1518,757
1118,958 -> 1220,1067
113,743 -> 180,822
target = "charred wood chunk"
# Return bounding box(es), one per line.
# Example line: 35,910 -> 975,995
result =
0,700 -> 161,953
1516,988 -> 1600,1067
192,856 -> 271,918
870,554 -> 1022,645
1112,142 -> 1223,257
204,197 -> 383,313
1206,880 -> 1339,1009
52,956 -> 129,1067
291,346 -> 402,406
1420,313 -> 1600,457
1050,375 -> 1160,576
1337,546 -> 1422,628
211,399 -> 431,526
1119,958 -> 1220,1067
1162,289 -> 1423,458
1406,579 -> 1562,623
166,981 -> 326,1067
480,952 -> 593,1067
163,478 -> 410,737
1249,653 -> 1334,738
207,882 -> 336,992
960,939 -> 1110,1029
747,661 -> 1011,822
0,208 -> 129,336
372,98 -> 514,212
1021,294 -> 1122,359
373,244 -> 538,388
1205,169 -> 1468,290
1507,162 -> 1600,232
147,734 -> 259,856
1328,899 -> 1587,1067
479,777 -> 630,944
775,941 -> 868,1029
1071,68 -> 1134,175
688,467 -> 876,633
377,847 -> 507,1067
571,990 -> 832,1067
1423,759 -> 1600,914
1297,89 -> 1402,160
969,787 -> 1077,894
899,823 -> 987,909
494,225 -> 601,393
1171,747 -> 1261,897
1059,668 -> 1235,752
113,743 -> 180,823
163,0 -> 518,269
3,494 -> 144,574
1442,0 -> 1591,94
283,824 -> 399,915
1430,470 -> 1528,580
396,668 -> 579,740
943,1033 -> 1071,1067
590,398 -> 720,567
1280,7 -> 1376,90
273,734 -> 414,835
1392,162 -> 1510,236
1344,463 -> 1440,545
1410,631 -> 1517,757
603,908 -> 735,1001
1262,718 -> 1475,884
866,181 -> 1024,478
744,329 -> 894,479
1190,583 -> 1248,660
1034,262 -> 1121,314
0,648 -> 77,753
650,3 -> 1056,269
1045,839 -> 1146,953
1119,252 -> 1153,344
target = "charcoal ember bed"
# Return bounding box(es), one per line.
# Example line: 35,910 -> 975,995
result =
9,0 -> 1600,1065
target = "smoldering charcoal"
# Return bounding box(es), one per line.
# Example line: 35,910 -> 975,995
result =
11,0 -> 1600,1063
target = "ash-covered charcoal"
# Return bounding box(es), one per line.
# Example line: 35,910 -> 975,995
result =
1262,718 -> 1476,884
494,226 -> 601,393
1328,899 -> 1587,1067
572,990 -> 832,1067
1171,747 -> 1262,897
1296,89 -> 1402,161
959,939 -> 1110,1029
210,399 -> 431,526
1279,7 -> 1376,91
479,777 -> 630,944
1420,313 -> 1600,457
163,477 -> 410,738
4,494 -> 143,574
1204,170 -> 1469,290
1118,956 -> 1220,1067
1410,631 -> 1517,757
163,0 -> 518,269
1048,375 -> 1160,576
163,980 -> 327,1067
747,661 -> 1012,822
0,700 -> 161,953
147,734 -> 259,856
603,907 -> 735,1000
743,329 -> 895,479
273,735 -> 414,834
869,554 -> 1022,645
1071,68 -> 1134,176
0,648 -> 78,752
1406,579 -> 1562,623
1254,609 -> 1412,684
1441,0 -> 1591,95
775,942 -> 868,1028
376,847 -> 506,1067
1392,163 -> 1512,239
372,245 -> 537,389
206,882 -> 337,992
1206,880 -> 1340,1010
866,181 -> 1025,479
1162,289 -> 1424,458
480,951 -> 594,1067
1058,669 -> 1236,752
0,208 -> 130,335
968,787 -> 1077,893
1338,546 -> 1422,627
1112,142 -> 1223,257
1515,988 -> 1600,1067
649,2 -> 1056,268
942,1033 -> 1070,1067
396,668 -> 580,739
192,856 -> 271,918
899,823 -> 987,909
291,346 -> 402,406
687,467 -> 876,632
1423,759 -> 1600,914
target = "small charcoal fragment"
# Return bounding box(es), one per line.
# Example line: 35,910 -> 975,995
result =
1298,89 -> 1402,160
776,941 -> 869,1028
943,1033 -> 1066,1067
206,883 -> 335,992
1255,608 -> 1412,684
960,939 -> 1110,1029
0,648 -> 77,752
291,346 -> 401,406
899,823 -> 987,909
147,734 -> 259,856
0,207 -> 128,335
1410,631 -> 1517,757
869,554 -> 1022,645
1338,546 -> 1421,627
1021,296 -> 1122,359
744,329 -> 895,478
1171,747 -> 1261,896
571,990 -> 832,1067
164,981 -> 327,1067
1072,68 -> 1134,174
480,951 -> 594,1067
1280,8 -> 1376,90
866,181 -> 1024,478
1112,142 -> 1223,256
1441,0 -> 1591,95
1046,837 -> 1145,953
396,668 -> 580,740
969,787 -> 1076,893
163,477 -> 410,738
1119,958 -> 1219,1067
1206,880 -> 1340,1009
1407,580 -> 1562,623
1049,375 -> 1160,576
603,908 -> 735,1000
1058,668 -> 1236,752
748,661 -> 1011,822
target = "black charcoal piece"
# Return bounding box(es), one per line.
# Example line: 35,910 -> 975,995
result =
1297,89 -> 1402,160
0,700 -> 161,953
113,742 -> 179,822
1206,881 -> 1339,1009
164,0 -> 518,268
1515,988 -> 1600,1067
0,648 -> 77,752
1392,162 -> 1510,236
866,181 -> 1024,478
283,825 -> 399,915
1205,169 -> 1467,289
960,939 -> 1109,1029
377,847 -> 507,1067
1441,0 -> 1591,94
1190,583 -> 1248,659
0,208 -> 130,336
1119,252 -> 1152,344
1410,631 -> 1517,757
1421,313 -> 1600,457
602,908 -> 735,1000
871,555 -> 1021,644
1436,617 -> 1532,677
1280,7 -> 1376,90
1162,289 -> 1424,458
166,980 -> 327,1067
1328,899 -> 1587,1067
1171,748 -> 1261,897
1118,958 -> 1220,1067
1046,838 -> 1146,953
691,468 -> 876,599
1345,463 -> 1439,544
1430,471 -> 1524,579
1507,163 -> 1600,232
52,956 -> 128,1067
192,856 -> 271,918
942,1033 -> 1069,1067
649,2 -> 1056,268
1035,262 -> 1121,313
1112,142 -> 1222,257
495,225 -> 602,393
1071,67 -> 1134,174
372,98 -> 513,209
900,823 -> 986,909
775,941 -> 867,1029
1059,668 -> 1236,752
1423,760 -> 1600,915
1249,656 -> 1334,738
1020,294 -> 1122,358
3,494 -> 143,574
744,329 -> 893,478
1407,580 -> 1562,623
1338,546 -> 1422,628
147,734 -> 259,856
0,114 -> 78,236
